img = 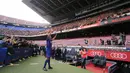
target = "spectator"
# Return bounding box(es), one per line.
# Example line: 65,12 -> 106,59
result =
100,39 -> 104,45
118,33 -> 124,45
111,34 -> 118,45
6,41 -> 15,65
62,48 -> 67,62
80,48 -> 87,69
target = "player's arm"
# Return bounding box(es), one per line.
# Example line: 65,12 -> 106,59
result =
52,33 -> 57,40
46,30 -> 51,36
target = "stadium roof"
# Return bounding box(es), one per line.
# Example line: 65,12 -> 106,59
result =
0,0 -> 50,26
23,0 -> 130,24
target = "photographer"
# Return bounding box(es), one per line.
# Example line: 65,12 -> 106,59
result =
80,48 -> 87,69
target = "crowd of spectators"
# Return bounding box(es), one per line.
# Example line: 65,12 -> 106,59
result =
1,36 -> 32,48
0,36 -> 40,65
99,33 -> 126,46
0,7 -> 130,36
40,7 -> 130,34
0,15 -> 44,26
0,25 -> 44,36
1,35 -> 45,56
0,28 -> 43,36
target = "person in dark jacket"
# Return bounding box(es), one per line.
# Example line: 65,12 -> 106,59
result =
6,41 -> 15,65
62,48 -> 67,62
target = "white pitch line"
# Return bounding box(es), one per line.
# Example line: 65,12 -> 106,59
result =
30,63 -> 39,65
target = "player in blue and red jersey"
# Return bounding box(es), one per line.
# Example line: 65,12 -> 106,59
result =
43,30 -> 57,71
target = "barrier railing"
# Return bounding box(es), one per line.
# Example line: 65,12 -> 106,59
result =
0,47 -> 33,66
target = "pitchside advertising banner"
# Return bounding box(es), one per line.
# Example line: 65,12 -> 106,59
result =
87,50 -> 105,57
106,51 -> 130,62
87,49 -> 130,62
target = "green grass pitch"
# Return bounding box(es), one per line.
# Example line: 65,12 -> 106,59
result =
0,56 -> 93,73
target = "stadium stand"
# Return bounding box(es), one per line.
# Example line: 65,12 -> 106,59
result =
0,23 -> 47,36
0,0 -> 130,73
0,15 -> 46,26
40,7 -> 130,35
0,7 -> 129,37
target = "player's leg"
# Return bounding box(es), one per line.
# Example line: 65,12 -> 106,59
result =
81,58 -> 84,68
43,57 -> 49,71
48,57 -> 53,69
83,58 -> 86,69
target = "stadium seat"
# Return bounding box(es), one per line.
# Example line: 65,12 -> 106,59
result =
97,56 -> 106,67
92,55 -> 100,66
66,48 -> 77,62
